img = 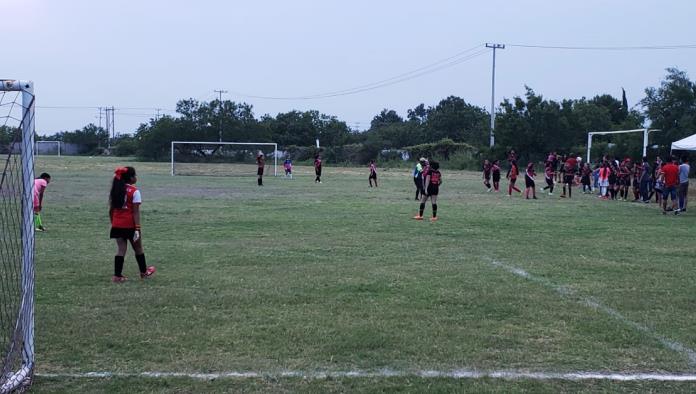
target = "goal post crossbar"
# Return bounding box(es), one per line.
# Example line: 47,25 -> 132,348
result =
0,80 -> 35,393
586,128 -> 660,163
34,141 -> 61,156
170,141 -> 278,177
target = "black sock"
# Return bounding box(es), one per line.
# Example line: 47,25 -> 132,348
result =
258,177 -> 262,186
135,253 -> 147,273
419,203 -> 425,217
568,185 -> 572,198
432,204 -> 437,218
114,255 -> 125,277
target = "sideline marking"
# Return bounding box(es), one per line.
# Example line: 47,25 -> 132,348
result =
490,260 -> 696,366
36,370 -> 696,381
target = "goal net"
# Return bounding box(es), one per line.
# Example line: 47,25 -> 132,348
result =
171,141 -> 278,177
0,80 -> 35,393
34,141 -> 61,156
586,128 -> 659,163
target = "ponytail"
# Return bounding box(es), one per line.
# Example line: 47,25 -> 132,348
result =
109,166 -> 136,209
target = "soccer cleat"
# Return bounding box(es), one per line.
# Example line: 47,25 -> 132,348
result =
413,215 -> 424,220
112,275 -> 127,283
430,217 -> 438,222
140,266 -> 156,279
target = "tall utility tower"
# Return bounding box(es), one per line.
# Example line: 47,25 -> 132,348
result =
485,43 -> 505,148
103,106 -> 115,150
214,89 -> 228,141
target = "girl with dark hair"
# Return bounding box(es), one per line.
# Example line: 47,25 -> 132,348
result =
506,160 -> 521,197
314,154 -> 322,183
109,166 -> 156,283
491,160 -> 501,192
413,161 -> 442,222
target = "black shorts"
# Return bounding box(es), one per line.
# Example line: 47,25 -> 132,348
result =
110,227 -> 135,239
257,167 -> 264,176
484,173 -> 491,181
492,174 -> 501,183
427,184 -> 439,196
525,176 -> 535,188
315,167 -> 322,176
632,179 -> 639,188
564,175 -> 574,184
369,173 -> 377,179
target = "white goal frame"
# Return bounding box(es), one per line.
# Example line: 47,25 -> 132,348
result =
0,80 -> 35,393
170,141 -> 278,177
34,140 -> 61,156
586,128 -> 660,163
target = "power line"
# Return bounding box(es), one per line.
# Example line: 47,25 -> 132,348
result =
508,43 -> 696,50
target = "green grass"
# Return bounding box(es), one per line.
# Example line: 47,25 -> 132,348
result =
30,156 -> 696,392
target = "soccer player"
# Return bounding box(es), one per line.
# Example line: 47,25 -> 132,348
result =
368,160 -> 378,187
491,160 -> 501,192
506,160 -> 521,197
560,154 -> 577,198
542,161 -> 555,195
283,157 -> 293,179
33,172 -> 51,231
413,161 -> 442,222
524,162 -> 537,199
580,163 -> 592,193
631,159 -> 642,201
256,152 -> 265,186
639,156 -> 652,203
109,166 -> 156,283
314,154 -> 322,183
413,158 -> 425,200
482,159 -> 492,192
662,156 -> 680,215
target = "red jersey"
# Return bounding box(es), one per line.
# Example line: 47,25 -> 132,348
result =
544,165 -> 554,179
314,158 -> 322,169
428,170 -> 441,185
508,164 -> 519,179
564,157 -> 577,174
369,163 -> 376,175
110,184 -> 141,229
257,156 -> 265,168
662,163 -> 680,187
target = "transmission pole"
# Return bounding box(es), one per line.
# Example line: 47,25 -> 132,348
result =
485,43 -> 505,148
214,89 -> 228,142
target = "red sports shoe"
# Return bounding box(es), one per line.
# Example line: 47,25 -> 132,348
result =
413,215 -> 424,220
112,275 -> 127,283
430,217 -> 438,222
140,266 -> 156,279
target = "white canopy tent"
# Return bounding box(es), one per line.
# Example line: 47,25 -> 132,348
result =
671,133 -> 696,152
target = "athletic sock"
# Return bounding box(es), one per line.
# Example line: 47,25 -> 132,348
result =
419,203 -> 425,217
114,255 -> 125,277
432,204 -> 437,218
135,253 -> 147,273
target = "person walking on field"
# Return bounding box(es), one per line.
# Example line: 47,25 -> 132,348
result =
413,161 -> 442,222
506,160 -> 522,196
109,166 -> 156,283
491,160 -> 501,192
368,160 -> 378,187
661,156 -> 680,215
678,156 -> 690,212
314,154 -> 322,183
524,162 -> 537,199
482,159 -> 492,192
561,154 -> 577,198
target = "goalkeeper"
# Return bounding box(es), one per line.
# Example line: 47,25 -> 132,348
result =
33,173 -> 51,231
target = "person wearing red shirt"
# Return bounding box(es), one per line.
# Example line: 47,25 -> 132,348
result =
109,166 -> 156,282
314,154 -> 323,183
661,156 -> 680,215
506,160 -> 522,197
561,154 -> 577,198
256,152 -> 265,186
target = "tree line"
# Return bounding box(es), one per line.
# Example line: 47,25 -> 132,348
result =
37,68 -> 696,166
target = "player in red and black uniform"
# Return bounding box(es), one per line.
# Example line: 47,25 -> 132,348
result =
413,161 -> 442,222
561,154 -> 577,198
256,152 -> 265,186
491,160 -> 501,192
506,160 -> 522,196
482,159 -> 492,191
524,162 -> 537,199
632,160 -> 643,201
618,159 -> 631,201
109,166 -> 156,283
314,154 -> 322,183
542,161 -> 555,195
368,160 -> 378,187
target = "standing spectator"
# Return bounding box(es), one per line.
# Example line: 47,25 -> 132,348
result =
678,156 -> 690,212
580,163 -> 592,193
598,162 -> 611,200
661,156 -> 680,215
639,156 -> 652,203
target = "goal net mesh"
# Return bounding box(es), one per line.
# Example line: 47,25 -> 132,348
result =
0,83 -> 35,393
172,142 -> 278,176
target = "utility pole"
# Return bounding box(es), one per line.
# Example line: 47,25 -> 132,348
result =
485,43 -> 505,148
155,108 -> 162,121
214,89 -> 228,142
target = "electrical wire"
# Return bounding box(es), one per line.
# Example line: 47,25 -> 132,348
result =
508,43 -> 696,50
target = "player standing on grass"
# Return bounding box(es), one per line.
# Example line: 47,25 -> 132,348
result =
491,160 -> 501,192
662,156 -> 680,215
283,157 -> 293,179
256,152 -> 266,186
314,154 -> 322,183
482,159 -> 492,192
368,159 -> 378,187
678,156 -> 690,213
561,154 -> 577,198
414,161 -> 441,221
524,162 -> 537,199
506,160 -> 521,197
33,172 -> 51,231
542,161 -> 554,195
413,158 -> 425,200
109,166 -> 156,283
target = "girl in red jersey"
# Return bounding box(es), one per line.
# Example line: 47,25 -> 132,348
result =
482,159 -> 492,191
109,167 -> 156,283
314,154 -> 322,183
256,152 -> 265,186
506,160 -> 521,197
413,161 -> 442,222
368,160 -> 378,187
542,161 -> 555,195
491,160 -> 501,192
524,162 -> 537,199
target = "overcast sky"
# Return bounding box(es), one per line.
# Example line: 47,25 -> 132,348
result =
4,0 -> 695,135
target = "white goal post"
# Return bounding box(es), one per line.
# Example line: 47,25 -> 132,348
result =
171,141 -> 278,177
586,128 -> 660,163
34,140 -> 61,156
0,80 -> 35,393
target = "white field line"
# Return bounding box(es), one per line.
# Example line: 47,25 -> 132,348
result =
490,260 -> 696,366
35,369 -> 696,382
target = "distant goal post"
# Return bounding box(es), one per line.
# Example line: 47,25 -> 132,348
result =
170,141 -> 278,177
34,140 -> 61,156
586,128 -> 660,163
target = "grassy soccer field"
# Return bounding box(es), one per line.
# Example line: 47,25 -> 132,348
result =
31,156 -> 696,392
